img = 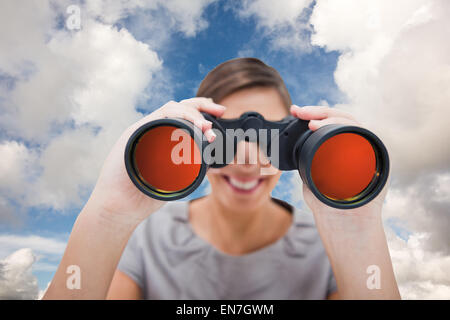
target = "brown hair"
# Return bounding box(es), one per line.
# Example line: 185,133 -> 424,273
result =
196,57 -> 292,109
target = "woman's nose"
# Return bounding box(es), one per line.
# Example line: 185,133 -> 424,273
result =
234,141 -> 270,166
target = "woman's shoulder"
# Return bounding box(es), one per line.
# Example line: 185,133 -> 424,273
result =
281,203 -> 325,258
272,197 -> 318,235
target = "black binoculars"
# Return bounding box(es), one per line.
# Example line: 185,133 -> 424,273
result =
124,111 -> 389,209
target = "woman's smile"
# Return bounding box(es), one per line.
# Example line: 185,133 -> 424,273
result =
222,174 -> 265,194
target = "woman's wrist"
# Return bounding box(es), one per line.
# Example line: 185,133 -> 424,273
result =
81,191 -> 145,233
313,205 -> 383,236
313,208 -> 386,262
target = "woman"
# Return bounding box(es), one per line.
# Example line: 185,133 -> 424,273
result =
43,58 -> 400,299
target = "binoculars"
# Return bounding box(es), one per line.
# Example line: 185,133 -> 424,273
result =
124,111 -> 389,209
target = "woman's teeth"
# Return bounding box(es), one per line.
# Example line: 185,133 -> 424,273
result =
228,177 -> 259,190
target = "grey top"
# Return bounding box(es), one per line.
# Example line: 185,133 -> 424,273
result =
118,199 -> 337,299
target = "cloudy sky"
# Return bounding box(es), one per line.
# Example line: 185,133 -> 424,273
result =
0,0 -> 449,300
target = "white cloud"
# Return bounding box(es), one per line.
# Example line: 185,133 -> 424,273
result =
85,0 -> 215,37
387,231 -> 450,299
0,248 -> 39,300
309,0 -> 450,298
0,197 -> 20,225
0,234 -> 67,258
0,141 -> 38,223
0,141 -> 38,197
0,234 -> 68,299
1,21 -> 161,210
239,0 -> 313,28
311,0 -> 450,180
0,1 -> 56,77
237,0 -> 314,52
162,0 -> 216,37
3,21 -> 161,142
0,0 -> 215,212
383,173 -> 450,254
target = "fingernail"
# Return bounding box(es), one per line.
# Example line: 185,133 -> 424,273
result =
205,129 -> 216,142
309,120 -> 319,129
292,105 -> 303,113
214,103 -> 226,110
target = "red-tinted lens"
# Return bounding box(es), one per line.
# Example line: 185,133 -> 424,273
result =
310,133 -> 377,201
134,126 -> 201,192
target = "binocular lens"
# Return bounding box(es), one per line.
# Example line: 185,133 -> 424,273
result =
310,132 -> 377,201
133,125 -> 202,194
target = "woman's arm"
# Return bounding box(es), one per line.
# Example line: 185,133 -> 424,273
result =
291,105 -> 400,300
314,199 -> 400,299
43,98 -> 226,300
42,195 -> 148,299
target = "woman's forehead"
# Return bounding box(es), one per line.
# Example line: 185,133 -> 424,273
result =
218,87 -> 289,121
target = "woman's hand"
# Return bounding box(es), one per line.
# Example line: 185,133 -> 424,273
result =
290,104 -> 387,219
88,97 -> 226,226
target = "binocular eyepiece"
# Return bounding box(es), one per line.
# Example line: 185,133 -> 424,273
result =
124,111 -> 389,209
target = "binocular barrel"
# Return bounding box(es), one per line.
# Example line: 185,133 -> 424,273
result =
124,112 -> 389,209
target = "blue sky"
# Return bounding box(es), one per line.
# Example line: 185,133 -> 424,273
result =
1,0 -> 449,299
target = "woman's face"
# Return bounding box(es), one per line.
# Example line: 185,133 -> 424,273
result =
206,86 -> 289,211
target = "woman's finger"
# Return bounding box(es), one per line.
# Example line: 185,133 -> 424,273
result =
291,105 -> 356,122
162,102 -> 217,142
308,116 -> 361,131
179,97 -> 226,117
